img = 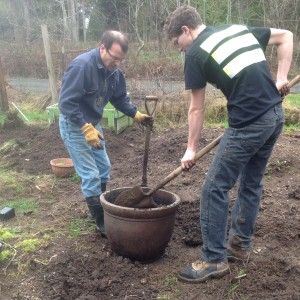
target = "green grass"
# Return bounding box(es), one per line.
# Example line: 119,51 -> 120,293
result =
0,111 -> 6,125
0,198 -> 37,213
284,124 -> 300,134
68,219 -> 95,237
0,170 -> 27,194
286,94 -> 300,108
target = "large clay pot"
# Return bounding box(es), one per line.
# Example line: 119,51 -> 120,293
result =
100,187 -> 181,262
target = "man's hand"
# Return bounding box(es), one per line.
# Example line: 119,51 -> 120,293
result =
81,123 -> 104,149
276,80 -> 290,98
181,149 -> 196,171
134,111 -> 153,127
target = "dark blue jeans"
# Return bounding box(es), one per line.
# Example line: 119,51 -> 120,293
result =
200,103 -> 284,262
59,114 -> 111,198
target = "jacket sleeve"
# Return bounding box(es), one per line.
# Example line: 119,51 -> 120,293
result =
109,71 -> 137,118
58,64 -> 87,127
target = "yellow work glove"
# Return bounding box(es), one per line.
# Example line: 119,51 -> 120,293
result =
134,111 -> 153,127
81,123 -> 104,149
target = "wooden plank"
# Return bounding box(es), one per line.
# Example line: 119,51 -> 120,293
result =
0,56 -> 9,112
41,24 -> 58,104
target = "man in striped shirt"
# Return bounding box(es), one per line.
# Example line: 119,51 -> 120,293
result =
164,5 -> 293,283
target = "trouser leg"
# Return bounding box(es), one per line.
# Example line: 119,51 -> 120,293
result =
229,111 -> 284,249
201,104 -> 284,262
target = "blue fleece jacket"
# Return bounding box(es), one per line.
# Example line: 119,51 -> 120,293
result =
58,48 -> 137,127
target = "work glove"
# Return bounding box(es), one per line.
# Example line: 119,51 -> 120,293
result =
134,111 -> 153,127
81,123 -> 104,149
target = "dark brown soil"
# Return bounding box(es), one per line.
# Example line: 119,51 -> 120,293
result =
0,120 -> 299,300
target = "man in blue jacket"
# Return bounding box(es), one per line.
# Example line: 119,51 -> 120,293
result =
59,30 -> 151,236
164,5 -> 293,282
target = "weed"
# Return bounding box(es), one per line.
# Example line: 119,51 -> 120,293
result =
69,172 -> 80,181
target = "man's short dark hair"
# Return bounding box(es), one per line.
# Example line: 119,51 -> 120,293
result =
164,5 -> 202,39
101,31 -> 129,53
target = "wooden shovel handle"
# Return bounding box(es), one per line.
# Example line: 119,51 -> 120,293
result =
149,134 -> 223,194
288,74 -> 300,88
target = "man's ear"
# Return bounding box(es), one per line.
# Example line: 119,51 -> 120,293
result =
181,25 -> 190,35
99,44 -> 105,55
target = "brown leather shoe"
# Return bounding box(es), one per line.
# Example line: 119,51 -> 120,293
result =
178,260 -> 230,283
227,245 -> 250,263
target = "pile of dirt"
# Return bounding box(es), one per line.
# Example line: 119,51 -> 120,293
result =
0,122 -> 299,299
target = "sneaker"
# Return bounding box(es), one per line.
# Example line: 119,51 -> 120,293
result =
227,246 -> 250,263
178,260 -> 230,283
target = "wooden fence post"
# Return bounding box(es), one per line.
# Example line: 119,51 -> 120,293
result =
41,24 -> 58,104
0,56 -> 9,112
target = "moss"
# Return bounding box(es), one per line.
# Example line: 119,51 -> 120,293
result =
0,228 -> 17,241
16,239 -> 41,252
0,250 -> 14,261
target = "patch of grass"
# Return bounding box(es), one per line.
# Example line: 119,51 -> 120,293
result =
0,198 -> 37,214
0,139 -> 19,154
0,169 -> 29,195
284,124 -> 300,135
163,275 -> 178,287
156,275 -> 180,300
0,111 -> 7,125
286,94 -> 300,108
68,219 -> 94,237
69,172 -> 80,181
225,283 -> 239,298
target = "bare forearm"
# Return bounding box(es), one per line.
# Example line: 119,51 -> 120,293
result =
187,105 -> 205,151
269,28 -> 293,81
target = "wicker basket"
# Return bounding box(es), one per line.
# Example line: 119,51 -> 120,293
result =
50,158 -> 75,178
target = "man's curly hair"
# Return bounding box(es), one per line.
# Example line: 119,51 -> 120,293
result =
163,5 -> 202,40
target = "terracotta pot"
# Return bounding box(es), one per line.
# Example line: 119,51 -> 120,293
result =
100,187 -> 181,262
50,158 -> 75,178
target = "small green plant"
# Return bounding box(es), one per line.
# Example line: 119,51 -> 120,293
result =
69,172 -> 80,181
